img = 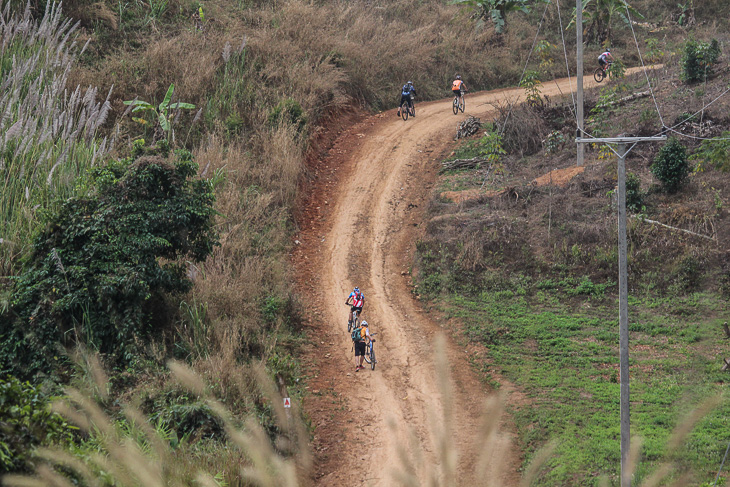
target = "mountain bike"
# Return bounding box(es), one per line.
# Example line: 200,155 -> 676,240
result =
593,61 -> 613,83
347,306 -> 360,333
452,91 -> 465,115
400,96 -> 415,121
363,333 -> 377,370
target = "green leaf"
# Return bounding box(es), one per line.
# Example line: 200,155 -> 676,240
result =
168,102 -> 196,110
159,84 -> 175,112
159,113 -> 170,132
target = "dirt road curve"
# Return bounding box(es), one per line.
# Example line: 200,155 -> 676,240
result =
295,74 -> 619,486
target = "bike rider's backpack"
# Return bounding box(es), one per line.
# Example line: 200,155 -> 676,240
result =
351,325 -> 363,343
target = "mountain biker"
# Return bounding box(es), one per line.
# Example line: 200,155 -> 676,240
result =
598,48 -> 614,72
345,287 -> 364,328
398,81 -> 416,116
452,75 -> 467,106
354,320 -> 371,371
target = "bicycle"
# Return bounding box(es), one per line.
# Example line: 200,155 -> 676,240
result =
363,332 -> 377,370
400,96 -> 415,121
347,306 -> 360,333
452,91 -> 465,115
593,61 -> 613,83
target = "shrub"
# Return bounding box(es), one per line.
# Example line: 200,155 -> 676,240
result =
625,172 -> 644,213
0,376 -> 74,473
692,131 -> 730,172
2,151 -> 218,379
681,38 -> 721,83
268,98 -> 307,134
651,137 -> 690,193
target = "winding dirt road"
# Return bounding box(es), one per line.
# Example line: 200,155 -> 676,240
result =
295,74 -> 616,486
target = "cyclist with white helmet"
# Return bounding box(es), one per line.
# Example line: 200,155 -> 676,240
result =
598,48 -> 614,71
345,287 -> 365,328
353,320 -> 372,371
452,75 -> 467,107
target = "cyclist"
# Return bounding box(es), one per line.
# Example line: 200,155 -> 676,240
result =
354,320 -> 372,371
598,48 -> 614,73
452,75 -> 467,107
345,287 -> 364,328
398,81 -> 416,117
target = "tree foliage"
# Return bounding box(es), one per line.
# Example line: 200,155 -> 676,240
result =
569,0 -> 643,45
0,376 -> 74,473
453,0 -> 536,34
651,137 -> 690,193
1,150 -> 218,379
681,38 -> 721,83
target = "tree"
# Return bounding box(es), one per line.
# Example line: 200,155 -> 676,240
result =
568,0 -> 643,45
2,149 -> 218,379
453,0 -> 537,34
651,137 -> 690,193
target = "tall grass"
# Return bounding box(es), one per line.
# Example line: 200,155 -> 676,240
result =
0,1 -> 112,276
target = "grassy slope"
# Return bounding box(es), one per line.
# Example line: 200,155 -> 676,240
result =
415,8 -> 730,486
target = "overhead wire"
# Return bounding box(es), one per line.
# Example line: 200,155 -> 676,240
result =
624,3 -> 665,127
480,1 -> 550,190
554,0 -> 578,122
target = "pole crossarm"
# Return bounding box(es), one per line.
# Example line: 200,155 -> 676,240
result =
575,136 -> 667,144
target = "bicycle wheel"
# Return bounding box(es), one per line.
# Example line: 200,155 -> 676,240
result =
370,347 -> 376,370
401,103 -> 409,121
593,67 -> 605,83
452,97 -> 459,115
460,97 -> 465,113
410,105 -> 415,118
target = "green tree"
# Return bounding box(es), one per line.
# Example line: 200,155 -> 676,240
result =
568,0 -> 643,45
123,84 -> 195,143
651,137 -> 690,193
453,0 -> 537,34
2,150 -> 218,379
0,376 -> 74,473
681,38 -> 721,83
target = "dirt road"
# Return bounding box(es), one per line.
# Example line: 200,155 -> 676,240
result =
296,74 -> 616,486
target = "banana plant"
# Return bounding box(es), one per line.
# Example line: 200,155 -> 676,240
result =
568,0 -> 643,45
452,0 -> 540,34
123,84 -> 195,142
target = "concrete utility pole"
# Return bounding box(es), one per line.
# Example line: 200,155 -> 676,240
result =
575,136 -> 665,487
576,0 -> 584,166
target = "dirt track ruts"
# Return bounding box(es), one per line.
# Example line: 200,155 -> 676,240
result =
295,73 -> 626,486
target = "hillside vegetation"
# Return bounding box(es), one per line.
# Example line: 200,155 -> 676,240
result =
2,0 -> 730,483
0,0 -> 555,481
415,4 -> 730,485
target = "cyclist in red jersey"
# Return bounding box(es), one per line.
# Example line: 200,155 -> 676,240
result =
345,287 -> 365,328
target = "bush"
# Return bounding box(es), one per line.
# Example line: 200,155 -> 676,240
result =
681,38 -> 721,83
692,130 -> 730,172
625,172 -> 644,213
2,150 -> 218,379
651,137 -> 690,193
0,376 -> 74,473
268,98 -> 307,133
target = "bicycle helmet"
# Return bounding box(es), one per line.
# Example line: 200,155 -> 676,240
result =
354,287 -> 360,292
456,75 -> 461,80
407,81 -> 412,85
361,321 -> 368,327
606,47 -> 611,52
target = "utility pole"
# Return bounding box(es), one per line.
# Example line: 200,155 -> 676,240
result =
576,0 -> 584,166
576,136 -> 665,487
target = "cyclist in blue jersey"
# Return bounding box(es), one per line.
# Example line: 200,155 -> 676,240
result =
345,287 -> 365,328
397,81 -> 416,117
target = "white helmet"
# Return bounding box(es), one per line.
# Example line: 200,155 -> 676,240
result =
361,321 -> 368,326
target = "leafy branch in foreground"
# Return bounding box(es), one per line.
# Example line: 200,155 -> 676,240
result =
2,150 -> 218,379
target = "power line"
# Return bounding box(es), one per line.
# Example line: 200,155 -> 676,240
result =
624,3 -> 665,127
555,0 -> 578,122
713,440 -> 730,486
